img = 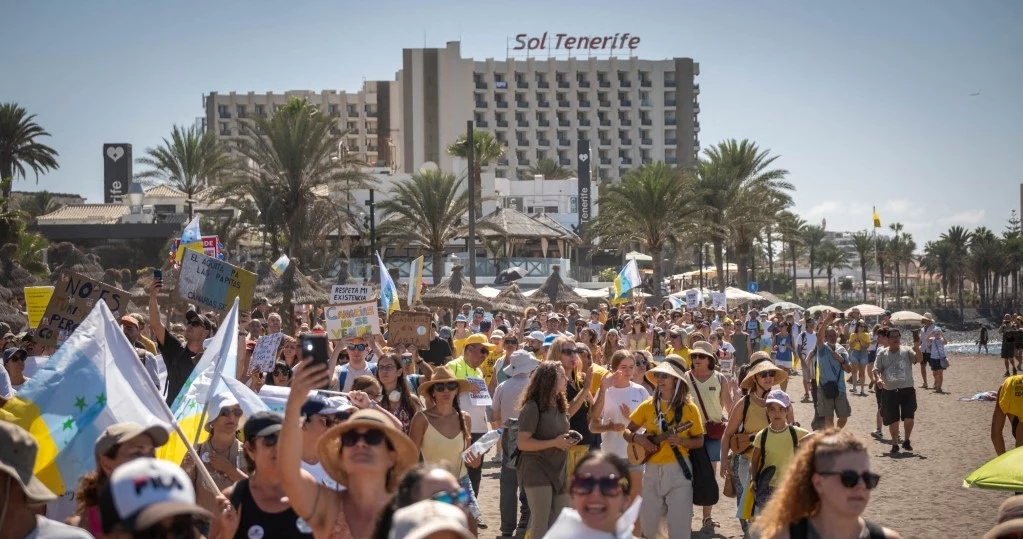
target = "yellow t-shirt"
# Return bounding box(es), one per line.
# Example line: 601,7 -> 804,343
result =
664,347 -> 692,369
452,337 -> 468,359
481,350 -> 502,384
588,364 -> 609,395
752,426 -> 809,487
998,375 -> 1023,419
629,398 -> 705,463
849,332 -> 871,351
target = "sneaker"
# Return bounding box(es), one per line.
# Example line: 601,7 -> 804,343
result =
476,517 -> 488,530
871,429 -> 883,438
902,440 -> 913,451
890,444 -> 900,454
860,389 -> 867,396
1006,371 -> 1011,377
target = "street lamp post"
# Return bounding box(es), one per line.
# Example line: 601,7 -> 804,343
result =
466,121 -> 477,286
365,188 -> 376,257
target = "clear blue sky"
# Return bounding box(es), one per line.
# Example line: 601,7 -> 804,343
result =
5,0 -> 1022,246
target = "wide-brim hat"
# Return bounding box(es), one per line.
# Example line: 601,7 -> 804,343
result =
418,366 -> 473,398
317,408 -> 418,492
740,355 -> 788,390
689,341 -> 716,359
645,355 -> 688,386
922,312 -> 934,322
0,423 -> 56,504
503,350 -> 539,377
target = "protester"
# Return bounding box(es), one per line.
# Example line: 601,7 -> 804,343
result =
488,333 -> 519,394
748,390 -> 808,512
926,326 -> 949,394
388,499 -> 475,539
375,352 -> 425,434
549,336 -> 595,476
795,318 -> 818,403
752,428 -> 901,539
369,464 -> 477,539
420,322 -> 454,367
297,394 -> 351,490
99,458 -> 212,539
589,350 -> 649,505
180,394 -> 248,516
3,348 -> 29,392
119,315 -> 160,387
687,341 -> 733,529
544,450 -> 637,539
268,359 -> 293,387
602,329 -> 622,365
149,280 -> 210,405
624,354 -> 705,538
773,323 -> 794,387
409,366 -> 483,524
330,335 -> 377,392
491,350 -> 538,537
0,422 -> 94,538
278,335 -> 299,367
873,327 -> 922,454
814,313 -> 852,429
0,359 -> 12,407
277,360 -> 417,539
631,350 -> 656,395
68,422 -> 170,535
991,373 -> 1023,455
517,360 -> 577,538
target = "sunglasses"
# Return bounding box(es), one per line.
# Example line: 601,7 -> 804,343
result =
466,345 -> 485,353
431,381 -> 461,393
504,340 -> 518,346
188,320 -> 205,328
259,433 -> 279,447
219,408 -> 243,418
818,470 -> 881,490
757,371 -> 777,379
347,344 -> 368,351
651,372 -> 672,380
430,488 -> 472,508
560,348 -> 577,355
571,473 -> 628,496
6,354 -> 26,363
340,428 -> 386,447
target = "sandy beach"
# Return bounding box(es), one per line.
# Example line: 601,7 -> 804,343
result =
471,352 -> 1016,539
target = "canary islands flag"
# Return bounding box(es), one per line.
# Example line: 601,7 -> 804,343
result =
873,207 -> 881,229
377,252 -> 400,315
0,302 -> 171,495
612,259 -> 641,302
157,299 -> 240,465
270,254 -> 290,276
407,255 -> 425,307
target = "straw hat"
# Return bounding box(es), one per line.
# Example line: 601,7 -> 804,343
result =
417,366 -> 473,399
740,356 -> 788,390
644,355 -> 688,386
316,408 -> 418,492
688,341 -> 716,359
922,312 -> 934,323
0,423 -> 56,504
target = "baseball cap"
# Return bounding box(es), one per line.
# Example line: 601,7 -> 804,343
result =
301,394 -> 352,420
99,458 -> 212,533
95,423 -> 170,459
543,334 -> 556,347
438,326 -> 452,339
243,411 -> 283,440
765,390 -> 791,408
479,319 -> 493,332
389,499 -> 473,539
120,315 -> 139,329
205,393 -> 240,429
184,310 -> 212,331
528,331 -> 545,342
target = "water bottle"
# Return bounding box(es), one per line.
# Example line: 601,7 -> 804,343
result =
462,428 -> 503,462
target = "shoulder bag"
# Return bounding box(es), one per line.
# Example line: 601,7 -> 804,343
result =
820,346 -> 841,400
688,372 -> 726,440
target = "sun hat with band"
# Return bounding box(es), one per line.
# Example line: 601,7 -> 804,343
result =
0,422 -> 57,504
418,366 -> 473,399
316,407 -> 418,492
99,457 -> 212,534
740,353 -> 788,391
644,354 -> 688,386
688,341 -> 716,359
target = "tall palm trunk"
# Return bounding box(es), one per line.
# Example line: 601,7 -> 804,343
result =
766,230 -> 775,293
808,247 -> 816,299
789,244 -> 798,298
432,249 -> 445,285
713,239 -> 726,292
651,246 -> 664,301
859,259 -> 868,302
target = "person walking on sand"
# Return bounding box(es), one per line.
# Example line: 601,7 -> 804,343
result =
873,327 -> 921,454
999,315 -> 1018,377
977,326 -> 989,355
918,313 -> 936,389
926,327 -> 949,394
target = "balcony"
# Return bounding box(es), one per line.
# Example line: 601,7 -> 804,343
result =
621,138 -> 633,145
694,138 -> 700,147
641,138 -> 653,145
599,119 -> 611,126
599,100 -> 611,108
600,157 -> 612,165
641,80 -> 652,88
558,81 -> 570,88
476,120 -> 489,128
517,119 -> 530,127
537,81 -> 549,88
620,157 -> 633,165
641,100 -> 653,107
665,99 -> 677,107
538,140 -> 551,147
620,119 -> 632,126
619,99 -> 632,107
538,119 -> 550,127
326,111 -> 337,118
557,99 -> 571,108
642,156 -> 653,164
665,118 -> 677,126
664,79 -> 676,87
666,138 -> 677,145
475,81 -> 488,89
367,146 -> 378,153
218,111 -> 230,119
348,110 -> 359,117
516,139 -> 529,146
578,100 -> 591,108
496,101 -> 509,108
694,121 -> 700,132
598,80 -> 611,88
516,100 -> 529,108
367,128 -> 378,135
538,100 -> 551,108
619,80 -> 631,88
558,119 -> 570,127
641,118 -> 653,126
366,111 -> 378,117
496,119 -> 509,127
517,81 -> 529,89
599,138 -> 612,146
495,81 -> 508,89
518,158 -> 531,166
693,83 -> 700,95
694,102 -> 701,113
498,158 -> 509,166
578,80 -> 591,88
558,139 -> 571,147
475,101 -> 488,108
578,118 -> 591,126
347,127 -> 360,134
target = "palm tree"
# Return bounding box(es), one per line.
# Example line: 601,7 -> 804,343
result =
17,190 -> 62,220
802,224 -> 826,298
850,231 -> 874,302
136,125 -> 236,219
941,225 -> 973,314
0,103 -> 60,204
922,239 -> 953,300
778,211 -> 806,298
815,241 -> 850,299
875,235 -> 891,306
376,170 -> 469,283
526,157 -> 573,180
447,130 -> 505,216
695,139 -> 793,291
588,162 -> 700,300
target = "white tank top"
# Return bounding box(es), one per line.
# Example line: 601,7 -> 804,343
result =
688,371 -> 725,422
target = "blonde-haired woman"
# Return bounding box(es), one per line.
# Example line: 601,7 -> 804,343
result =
752,428 -> 901,539
548,336 -> 594,478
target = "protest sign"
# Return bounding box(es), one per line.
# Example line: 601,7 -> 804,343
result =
35,270 -> 129,346
466,377 -> 492,406
323,302 -> 380,340
711,291 -> 726,311
176,249 -> 256,312
249,332 -> 284,373
24,286 -> 54,328
330,285 -> 373,304
719,358 -> 735,378
173,235 -> 220,262
387,311 -> 432,348
685,289 -> 701,309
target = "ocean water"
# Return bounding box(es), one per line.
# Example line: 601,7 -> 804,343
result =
945,341 -> 1002,355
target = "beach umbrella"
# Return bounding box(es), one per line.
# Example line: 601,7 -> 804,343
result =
964,445 -> 1023,491
494,266 -> 526,285
846,304 -> 886,317
421,264 -> 493,311
889,310 -> 924,327
807,305 -> 841,315
765,301 -> 803,312
529,265 -> 586,306
476,286 -> 501,298
255,261 -> 330,305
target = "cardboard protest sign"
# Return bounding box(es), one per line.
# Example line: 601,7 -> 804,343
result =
176,249 -> 256,312
387,311 -> 432,348
323,302 -> 380,340
24,286 -> 54,328
249,332 -> 284,373
35,271 -> 129,346
330,285 -> 373,304
685,289 -> 701,309
711,291 -> 726,310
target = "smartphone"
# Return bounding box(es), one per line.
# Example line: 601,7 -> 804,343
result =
153,269 -> 162,280
301,334 -> 329,367
567,430 -> 583,442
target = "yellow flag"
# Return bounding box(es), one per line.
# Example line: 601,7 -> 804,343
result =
872,207 -> 881,228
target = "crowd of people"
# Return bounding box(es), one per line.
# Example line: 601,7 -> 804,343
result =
1,278 -> 1022,539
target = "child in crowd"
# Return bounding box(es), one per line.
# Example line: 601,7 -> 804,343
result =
749,390 -> 809,513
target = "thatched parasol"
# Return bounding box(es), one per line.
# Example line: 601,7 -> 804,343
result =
255,260 -> 329,305
493,282 -> 530,314
421,264 -> 493,311
48,242 -> 104,281
0,302 -> 29,333
530,265 -> 585,306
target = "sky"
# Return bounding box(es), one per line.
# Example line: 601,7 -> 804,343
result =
4,0 -> 1022,247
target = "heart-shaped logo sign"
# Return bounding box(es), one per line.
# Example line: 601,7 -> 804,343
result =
106,146 -> 124,162
578,153 -> 589,162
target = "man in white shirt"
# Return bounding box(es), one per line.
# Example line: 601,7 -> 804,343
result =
796,319 -> 818,403
491,351 -> 537,537
919,313 -> 937,389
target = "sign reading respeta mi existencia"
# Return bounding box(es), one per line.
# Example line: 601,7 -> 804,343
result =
513,32 -> 640,52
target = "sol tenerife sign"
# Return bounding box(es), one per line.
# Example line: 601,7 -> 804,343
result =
513,32 -> 640,52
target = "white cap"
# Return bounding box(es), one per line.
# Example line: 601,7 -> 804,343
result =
100,458 -> 211,533
528,331 -> 545,342
205,393 -> 240,429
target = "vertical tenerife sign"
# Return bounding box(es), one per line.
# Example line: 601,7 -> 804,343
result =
103,143 -> 132,203
577,139 -> 591,234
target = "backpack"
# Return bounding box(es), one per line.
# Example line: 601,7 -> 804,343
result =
337,363 -> 377,391
754,426 -> 799,506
